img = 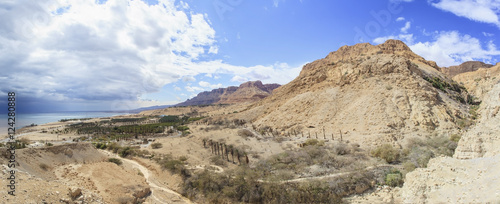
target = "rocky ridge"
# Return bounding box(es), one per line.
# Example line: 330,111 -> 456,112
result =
440,61 -> 494,77
176,81 -> 280,106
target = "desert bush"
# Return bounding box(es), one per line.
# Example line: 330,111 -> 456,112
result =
45,143 -> 53,147
118,146 -> 133,158
107,142 -> 121,153
303,139 -> 324,147
108,158 -> 123,165
371,144 -> 400,163
385,169 -> 403,187
179,155 -> 188,162
450,134 -> 461,143
334,142 -> 351,155
237,129 -> 255,138
402,161 -> 416,173
94,143 -> 107,149
210,156 -> 227,167
151,142 -> 163,149
39,163 -> 49,171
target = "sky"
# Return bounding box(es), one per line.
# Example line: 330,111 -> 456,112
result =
0,0 -> 499,113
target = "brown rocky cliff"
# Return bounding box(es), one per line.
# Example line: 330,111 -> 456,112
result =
176,81 -> 280,106
441,61 -> 494,77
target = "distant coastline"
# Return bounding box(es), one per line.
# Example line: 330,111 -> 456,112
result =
0,111 -> 130,134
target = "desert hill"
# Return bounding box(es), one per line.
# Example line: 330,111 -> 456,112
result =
233,40 -> 469,147
176,80 -> 280,106
440,61 -> 494,77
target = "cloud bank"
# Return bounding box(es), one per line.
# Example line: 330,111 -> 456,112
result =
0,0 -> 300,111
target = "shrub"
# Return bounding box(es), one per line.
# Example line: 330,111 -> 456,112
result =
45,143 -> 53,147
334,142 -> 351,155
118,146 -> 133,158
385,169 -> 403,187
371,144 -> 400,163
39,163 -> 49,171
210,156 -> 227,167
108,158 -> 123,165
151,142 -> 163,149
303,139 -> 324,147
94,143 -> 107,149
450,134 -> 461,143
402,161 -> 416,173
237,129 -> 255,138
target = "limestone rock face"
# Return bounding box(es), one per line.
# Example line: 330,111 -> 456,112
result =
454,82 -> 500,159
237,40 -> 467,147
401,82 -> 500,203
401,155 -> 500,203
176,81 -> 280,106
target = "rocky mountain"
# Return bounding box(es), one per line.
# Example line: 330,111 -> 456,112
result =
176,81 -> 280,106
440,61 -> 494,77
235,40 -> 469,147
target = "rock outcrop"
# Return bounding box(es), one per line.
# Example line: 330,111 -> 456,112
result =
176,81 -> 280,106
452,63 -> 500,100
454,82 -> 500,159
401,81 -> 500,203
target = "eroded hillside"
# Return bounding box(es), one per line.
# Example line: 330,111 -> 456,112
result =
235,40 -> 469,147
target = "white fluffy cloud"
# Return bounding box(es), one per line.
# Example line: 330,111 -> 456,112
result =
401,21 -> 411,33
199,81 -> 223,89
410,31 -> 500,66
374,31 -> 500,67
0,0 -> 300,110
431,0 -> 500,27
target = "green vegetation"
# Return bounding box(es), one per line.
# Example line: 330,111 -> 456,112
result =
371,144 -> 400,164
302,138 -> 325,147
401,136 -> 458,171
39,163 -> 49,171
94,142 -> 107,149
155,154 -> 189,178
159,115 -> 180,123
183,167 -> 344,204
385,169 -> 403,187
59,118 -> 92,122
423,76 -> 467,93
108,158 -> 123,165
111,117 -> 146,123
6,139 -> 30,149
151,142 -> 163,149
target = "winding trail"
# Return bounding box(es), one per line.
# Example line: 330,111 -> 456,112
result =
100,150 -> 194,204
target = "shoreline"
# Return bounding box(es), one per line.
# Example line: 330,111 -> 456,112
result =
0,111 -> 140,142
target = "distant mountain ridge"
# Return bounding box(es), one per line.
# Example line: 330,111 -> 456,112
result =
440,61 -> 494,77
175,80 -> 280,106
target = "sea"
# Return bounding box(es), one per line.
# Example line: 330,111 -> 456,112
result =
0,111 -> 130,134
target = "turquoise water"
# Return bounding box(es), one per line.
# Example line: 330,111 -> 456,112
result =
0,111 -> 129,130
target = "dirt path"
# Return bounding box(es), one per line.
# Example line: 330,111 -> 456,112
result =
123,158 -> 193,204
100,150 -> 194,204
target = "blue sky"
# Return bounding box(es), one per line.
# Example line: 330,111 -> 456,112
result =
0,0 -> 499,112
